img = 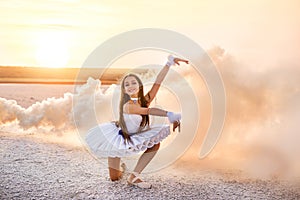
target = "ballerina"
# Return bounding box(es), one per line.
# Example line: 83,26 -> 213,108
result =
85,55 -> 189,189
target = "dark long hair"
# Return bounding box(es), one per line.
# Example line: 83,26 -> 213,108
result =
118,73 -> 150,141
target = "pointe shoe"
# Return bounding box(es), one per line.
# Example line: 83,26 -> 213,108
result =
127,172 -> 152,189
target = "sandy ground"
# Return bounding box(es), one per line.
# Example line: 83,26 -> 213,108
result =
1,84 -> 300,199
1,133 -> 299,200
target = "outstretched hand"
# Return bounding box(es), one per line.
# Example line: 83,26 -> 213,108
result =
172,121 -> 181,132
174,57 -> 189,65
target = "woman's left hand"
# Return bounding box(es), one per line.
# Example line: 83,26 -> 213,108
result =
172,120 -> 181,132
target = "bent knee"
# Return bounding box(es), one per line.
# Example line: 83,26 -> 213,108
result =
108,167 -> 122,181
110,176 -> 121,181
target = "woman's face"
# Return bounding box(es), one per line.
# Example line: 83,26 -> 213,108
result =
124,76 -> 139,97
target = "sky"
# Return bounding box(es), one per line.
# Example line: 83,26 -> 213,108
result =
0,0 -> 299,68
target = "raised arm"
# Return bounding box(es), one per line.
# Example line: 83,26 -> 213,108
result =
145,55 -> 189,104
144,65 -> 170,104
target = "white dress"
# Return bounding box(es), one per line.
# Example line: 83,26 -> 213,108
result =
85,113 -> 170,157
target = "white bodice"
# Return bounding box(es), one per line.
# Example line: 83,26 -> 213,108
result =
123,113 -> 142,134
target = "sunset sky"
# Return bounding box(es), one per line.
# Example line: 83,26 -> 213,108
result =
0,0 -> 299,68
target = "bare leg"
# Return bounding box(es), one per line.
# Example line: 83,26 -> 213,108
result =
128,143 -> 160,183
108,157 -> 122,181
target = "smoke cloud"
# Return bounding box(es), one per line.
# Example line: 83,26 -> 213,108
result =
0,48 -> 299,179
202,47 -> 300,178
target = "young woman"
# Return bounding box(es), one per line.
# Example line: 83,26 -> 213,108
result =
85,55 -> 189,189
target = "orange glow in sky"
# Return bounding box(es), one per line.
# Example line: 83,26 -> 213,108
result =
0,0 -> 299,68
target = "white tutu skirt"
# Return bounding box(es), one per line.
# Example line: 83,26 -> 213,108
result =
85,122 -> 170,157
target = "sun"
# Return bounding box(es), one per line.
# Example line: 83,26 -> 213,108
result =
35,32 -> 70,68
